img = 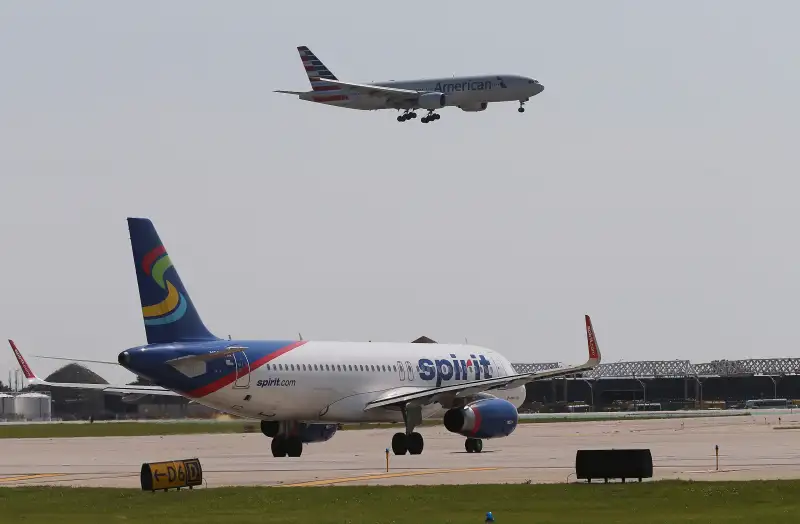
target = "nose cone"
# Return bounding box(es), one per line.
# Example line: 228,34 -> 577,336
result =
118,350 -> 131,367
534,82 -> 544,95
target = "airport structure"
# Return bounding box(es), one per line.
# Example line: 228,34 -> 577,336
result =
3,355 -> 800,421
516,356 -> 800,412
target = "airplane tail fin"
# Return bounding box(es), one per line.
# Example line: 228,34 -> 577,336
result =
8,339 -> 42,386
297,46 -> 340,92
585,315 -> 601,365
127,218 -> 218,345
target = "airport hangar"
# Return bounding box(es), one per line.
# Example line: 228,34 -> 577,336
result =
6,351 -> 800,420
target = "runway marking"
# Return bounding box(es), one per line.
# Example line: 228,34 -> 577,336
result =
280,467 -> 499,487
0,473 -> 66,483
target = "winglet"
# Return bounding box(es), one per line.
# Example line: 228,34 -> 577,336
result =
585,315 -> 601,365
8,340 -> 41,384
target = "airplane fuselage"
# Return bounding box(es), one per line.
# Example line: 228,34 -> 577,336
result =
299,74 -> 543,111
119,340 -> 527,423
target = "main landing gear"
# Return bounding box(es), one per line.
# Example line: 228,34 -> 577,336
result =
262,420 -> 304,457
465,438 -> 483,453
421,111 -> 440,123
392,404 -> 425,455
397,110 -> 418,122
270,434 -> 303,457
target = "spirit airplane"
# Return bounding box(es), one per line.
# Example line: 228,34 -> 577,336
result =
9,218 -> 600,457
275,46 -> 545,123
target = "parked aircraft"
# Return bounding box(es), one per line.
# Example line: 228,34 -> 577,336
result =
275,46 -> 545,123
8,218 -> 600,457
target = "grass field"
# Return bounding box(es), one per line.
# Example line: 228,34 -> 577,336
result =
0,420 -> 251,439
0,481 -> 798,523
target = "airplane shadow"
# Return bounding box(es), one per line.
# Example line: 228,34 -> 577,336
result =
448,450 -> 498,454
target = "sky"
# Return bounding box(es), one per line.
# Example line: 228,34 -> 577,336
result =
0,1 -> 797,385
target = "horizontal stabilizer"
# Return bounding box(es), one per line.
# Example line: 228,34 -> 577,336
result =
7,340 -> 181,397
164,346 -> 247,364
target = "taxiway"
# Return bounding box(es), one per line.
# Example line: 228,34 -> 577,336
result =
1,413 -> 799,487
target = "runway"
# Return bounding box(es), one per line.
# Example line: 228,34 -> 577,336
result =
1,412 -> 799,488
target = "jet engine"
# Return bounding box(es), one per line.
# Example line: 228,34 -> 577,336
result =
458,102 -> 488,112
418,92 -> 447,110
260,420 -> 337,443
443,398 -> 518,439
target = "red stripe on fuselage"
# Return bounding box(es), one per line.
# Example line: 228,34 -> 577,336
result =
186,341 -> 307,398
142,245 -> 166,275
312,85 -> 339,91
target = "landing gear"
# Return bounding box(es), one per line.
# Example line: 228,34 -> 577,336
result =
465,438 -> 483,453
421,112 -> 441,124
391,404 -> 425,454
271,435 -> 303,457
518,99 -> 527,113
397,110 -> 418,122
391,431 -> 424,455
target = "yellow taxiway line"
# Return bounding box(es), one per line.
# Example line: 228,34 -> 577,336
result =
0,473 -> 66,483
280,467 -> 499,487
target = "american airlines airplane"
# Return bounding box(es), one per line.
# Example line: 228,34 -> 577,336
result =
8,218 -> 601,458
275,46 -> 545,123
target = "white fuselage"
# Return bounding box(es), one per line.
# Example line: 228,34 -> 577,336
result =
192,341 -> 526,423
299,74 -> 543,111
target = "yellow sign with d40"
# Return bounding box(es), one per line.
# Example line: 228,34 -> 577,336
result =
140,458 -> 203,491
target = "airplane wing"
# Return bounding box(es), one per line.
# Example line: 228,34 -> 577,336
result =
7,340 -> 182,397
312,79 -> 421,101
364,315 -> 602,410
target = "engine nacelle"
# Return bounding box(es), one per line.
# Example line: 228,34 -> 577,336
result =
458,102 -> 488,112
418,92 -> 446,110
443,398 -> 518,439
260,420 -> 338,443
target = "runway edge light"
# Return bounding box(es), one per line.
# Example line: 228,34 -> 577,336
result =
140,458 -> 203,492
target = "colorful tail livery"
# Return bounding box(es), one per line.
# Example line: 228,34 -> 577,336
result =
297,46 -> 338,91
128,218 -> 218,344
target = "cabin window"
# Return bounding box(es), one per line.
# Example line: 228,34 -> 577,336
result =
325,364 -> 330,371
360,365 -> 364,371
302,364 -> 307,371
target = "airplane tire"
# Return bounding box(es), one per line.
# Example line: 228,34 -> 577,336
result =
286,436 -> 303,457
271,436 -> 287,457
407,432 -> 424,455
391,432 -> 408,455
465,438 -> 483,453
518,107 -> 525,113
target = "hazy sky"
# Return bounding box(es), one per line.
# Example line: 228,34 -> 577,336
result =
0,1 -> 797,385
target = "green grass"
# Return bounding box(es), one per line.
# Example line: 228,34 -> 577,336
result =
0,481 -> 798,523
0,420 -> 251,439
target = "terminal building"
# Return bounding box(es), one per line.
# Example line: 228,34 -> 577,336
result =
514,357 -> 800,412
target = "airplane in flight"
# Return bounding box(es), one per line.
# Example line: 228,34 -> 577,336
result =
8,218 -> 601,458
275,46 -> 545,123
